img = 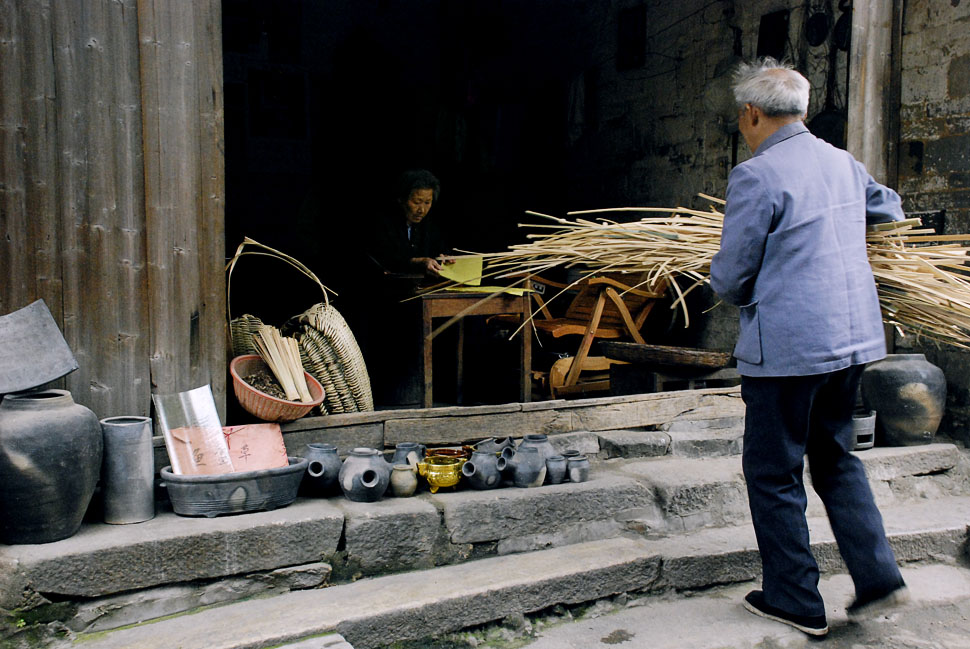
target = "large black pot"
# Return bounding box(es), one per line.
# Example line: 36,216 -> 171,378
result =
0,389 -> 102,544
861,354 -> 946,446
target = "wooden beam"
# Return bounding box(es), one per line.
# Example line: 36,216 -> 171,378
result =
847,0 -> 903,186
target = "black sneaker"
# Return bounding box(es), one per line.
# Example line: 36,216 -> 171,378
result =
743,590 -> 829,637
846,584 -> 910,621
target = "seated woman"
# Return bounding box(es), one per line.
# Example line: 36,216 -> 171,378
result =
368,169 -> 450,278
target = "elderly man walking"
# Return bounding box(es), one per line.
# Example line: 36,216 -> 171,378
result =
710,58 -> 909,637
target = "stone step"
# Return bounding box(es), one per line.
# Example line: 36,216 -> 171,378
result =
516,562 -> 970,649
69,494 -> 970,649
3,443 -> 965,638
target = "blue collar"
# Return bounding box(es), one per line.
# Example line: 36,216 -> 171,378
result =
754,121 -> 809,156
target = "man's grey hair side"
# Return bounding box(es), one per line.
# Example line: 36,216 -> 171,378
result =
732,57 -> 809,117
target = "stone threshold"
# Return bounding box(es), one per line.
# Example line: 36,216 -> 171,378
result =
149,387 -> 744,471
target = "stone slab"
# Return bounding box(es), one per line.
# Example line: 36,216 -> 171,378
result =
523,563 -> 970,649
617,456 -> 748,531
436,474 -> 654,544
855,443 -> 962,480
69,563 -> 332,634
337,497 -> 442,575
279,634 -> 356,649
0,499 -> 344,598
76,536 -> 664,649
546,430 -> 602,456
72,496 -> 970,649
667,426 -> 743,458
597,429 -> 671,458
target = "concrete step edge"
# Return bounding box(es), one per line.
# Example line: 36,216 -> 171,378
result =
74,494 -> 970,649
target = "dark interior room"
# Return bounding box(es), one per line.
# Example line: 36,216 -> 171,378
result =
222,0 -> 612,406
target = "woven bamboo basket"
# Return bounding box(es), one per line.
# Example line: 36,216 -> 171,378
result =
294,303 -> 374,413
226,237 -> 373,415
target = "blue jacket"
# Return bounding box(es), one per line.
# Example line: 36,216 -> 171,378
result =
710,122 -> 904,377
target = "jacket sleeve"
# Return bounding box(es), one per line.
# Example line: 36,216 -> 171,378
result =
861,164 -> 905,225
709,165 -> 773,306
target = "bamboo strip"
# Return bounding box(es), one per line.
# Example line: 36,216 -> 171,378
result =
449,196 -> 970,349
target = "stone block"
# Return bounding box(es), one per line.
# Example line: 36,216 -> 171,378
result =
667,427 -> 743,458
279,634 -> 356,649
338,497 -> 440,575
437,475 -> 654,545
496,519 -> 625,555
856,444 -> 960,481
547,430 -> 601,456
0,500 -> 344,598
69,562 -> 332,634
597,429 -> 670,458
619,456 -> 748,531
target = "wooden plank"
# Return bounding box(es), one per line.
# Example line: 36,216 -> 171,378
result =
384,410 -> 572,447
0,2 -> 61,323
138,0 -> 226,413
599,341 -> 732,370
193,0 -> 228,414
50,0 -> 150,417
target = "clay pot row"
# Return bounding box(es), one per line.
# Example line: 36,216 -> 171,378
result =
300,434 -> 592,502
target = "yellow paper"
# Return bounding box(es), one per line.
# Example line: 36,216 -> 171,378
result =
444,285 -> 532,296
439,255 -> 483,286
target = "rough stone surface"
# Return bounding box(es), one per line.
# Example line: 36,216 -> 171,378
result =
618,456 -> 748,531
65,562 -> 332,634
547,430 -> 602,456
0,500 -> 344,598
496,519 -> 626,555
597,429 -> 671,458
68,497 -> 970,649
666,427 -> 743,458
279,634 -> 356,649
437,475 -> 654,544
74,537 -> 665,649
337,497 -> 441,576
855,443 -> 961,481
520,563 -> 970,649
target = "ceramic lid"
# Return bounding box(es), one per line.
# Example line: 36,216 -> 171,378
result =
0,300 -> 78,394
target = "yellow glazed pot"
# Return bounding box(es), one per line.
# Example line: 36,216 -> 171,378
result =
417,456 -> 466,493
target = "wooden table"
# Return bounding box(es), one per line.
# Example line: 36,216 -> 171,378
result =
420,292 -> 532,408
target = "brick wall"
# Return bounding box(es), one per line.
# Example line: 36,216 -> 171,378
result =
895,0 -> 970,443
562,1 -> 970,442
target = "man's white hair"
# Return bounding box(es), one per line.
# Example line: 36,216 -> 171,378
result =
732,57 -> 809,117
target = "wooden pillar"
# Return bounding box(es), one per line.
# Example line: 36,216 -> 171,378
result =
847,0 -> 904,186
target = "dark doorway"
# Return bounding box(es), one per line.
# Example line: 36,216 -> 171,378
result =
222,0 -> 595,406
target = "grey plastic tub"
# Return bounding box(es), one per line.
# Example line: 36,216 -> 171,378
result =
160,457 -> 308,517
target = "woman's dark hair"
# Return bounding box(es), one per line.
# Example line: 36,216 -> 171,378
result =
396,169 -> 440,203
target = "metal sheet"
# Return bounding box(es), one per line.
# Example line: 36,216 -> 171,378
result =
0,300 -> 78,394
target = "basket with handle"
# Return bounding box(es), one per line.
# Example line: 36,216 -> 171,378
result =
226,237 -> 373,415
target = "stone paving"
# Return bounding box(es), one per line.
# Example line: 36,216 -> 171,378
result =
1,386 -> 968,649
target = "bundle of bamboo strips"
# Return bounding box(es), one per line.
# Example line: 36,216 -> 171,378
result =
253,325 -> 313,402
468,194 -> 970,349
866,219 -> 970,348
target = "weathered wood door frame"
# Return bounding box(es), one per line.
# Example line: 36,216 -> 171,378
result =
0,0 -> 226,418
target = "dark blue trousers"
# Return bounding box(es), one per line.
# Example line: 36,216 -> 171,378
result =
741,365 -> 905,617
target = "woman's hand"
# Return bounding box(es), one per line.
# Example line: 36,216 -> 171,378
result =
412,256 -> 442,276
